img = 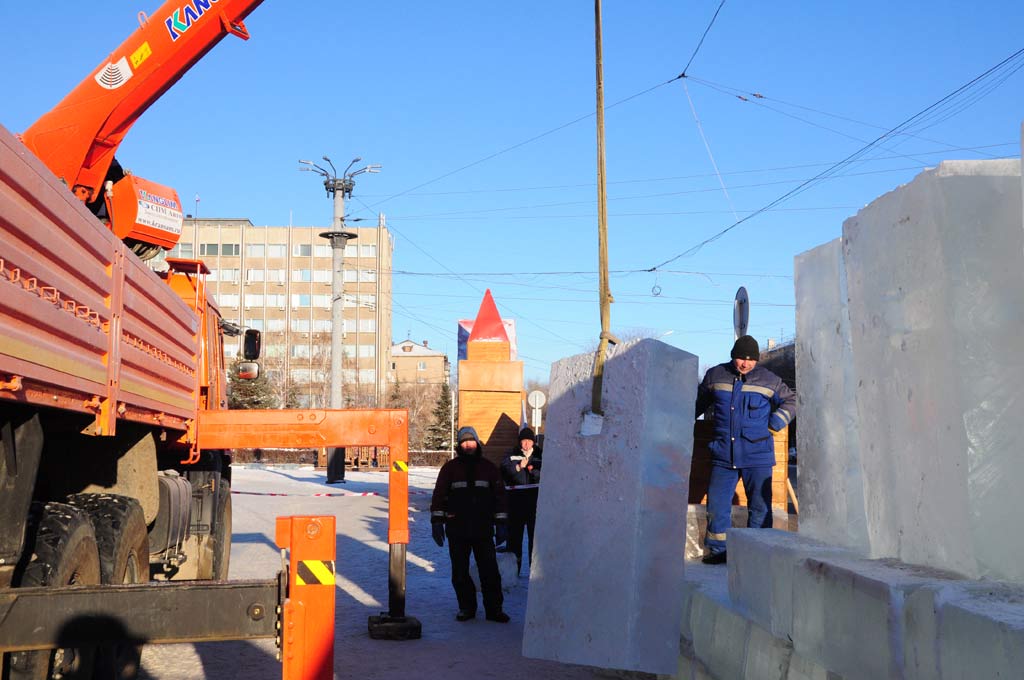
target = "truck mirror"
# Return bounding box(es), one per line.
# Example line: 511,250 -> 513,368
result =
243,328 -> 261,360
237,361 -> 260,380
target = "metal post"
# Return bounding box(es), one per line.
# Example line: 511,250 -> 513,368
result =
320,178 -> 356,484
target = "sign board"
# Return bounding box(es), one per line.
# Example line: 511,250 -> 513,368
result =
734,286 -> 749,340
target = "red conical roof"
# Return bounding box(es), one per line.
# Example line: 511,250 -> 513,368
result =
468,289 -> 509,342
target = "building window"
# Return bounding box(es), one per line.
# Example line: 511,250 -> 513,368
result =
246,244 -> 265,257
358,319 -> 376,332
246,268 -> 265,282
293,244 -> 313,257
313,270 -> 331,283
222,243 -> 240,256
265,345 -> 284,358
291,345 -> 311,359
170,242 -> 194,258
313,294 -> 330,308
244,294 -> 263,308
292,269 -> 312,282
362,369 -> 376,382
210,268 -> 238,283
359,345 -> 376,358
313,319 -> 332,333
265,294 -> 286,307
292,294 -> 311,308
247,319 -> 264,331
199,243 -> 218,257
291,319 -> 311,332
290,368 -> 312,382
267,244 -> 287,258
361,244 -> 377,258
216,294 -> 239,308
314,244 -> 331,258
343,270 -> 358,283
391,362 -> 396,370
417,361 -> 427,371
266,319 -> 286,332
267,269 -> 286,283
361,270 -> 377,282
344,244 -> 358,258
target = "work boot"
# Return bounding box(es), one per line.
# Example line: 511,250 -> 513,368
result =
485,611 -> 510,623
701,551 -> 727,565
455,610 -> 476,622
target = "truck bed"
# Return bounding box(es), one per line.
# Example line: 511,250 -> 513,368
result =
0,123 -> 198,434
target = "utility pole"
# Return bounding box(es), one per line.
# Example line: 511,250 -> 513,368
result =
300,155 -> 381,483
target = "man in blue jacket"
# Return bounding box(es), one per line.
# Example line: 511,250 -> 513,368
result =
695,335 -> 795,565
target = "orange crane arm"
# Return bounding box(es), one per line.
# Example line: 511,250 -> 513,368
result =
20,0 -> 266,204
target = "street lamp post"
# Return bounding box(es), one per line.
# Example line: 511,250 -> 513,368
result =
300,156 -> 380,483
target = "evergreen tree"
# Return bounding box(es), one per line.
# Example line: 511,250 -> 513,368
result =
424,382 -> 453,451
228,359 -> 279,409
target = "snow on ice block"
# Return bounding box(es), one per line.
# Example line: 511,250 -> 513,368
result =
904,581 -> 1024,680
728,529 -> 855,640
794,238 -> 869,554
792,554 -> 958,680
841,160 -> 1024,580
522,339 -> 696,675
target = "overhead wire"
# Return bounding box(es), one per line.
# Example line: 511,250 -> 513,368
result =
645,46 -> 1024,270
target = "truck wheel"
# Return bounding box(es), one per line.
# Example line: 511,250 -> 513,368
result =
211,478 -> 232,580
7,502 -> 100,680
66,494 -> 148,680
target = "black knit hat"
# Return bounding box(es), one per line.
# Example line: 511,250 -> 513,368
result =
731,335 -> 760,360
518,427 -> 536,442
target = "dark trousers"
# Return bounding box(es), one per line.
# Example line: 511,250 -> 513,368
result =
508,514 -> 535,573
706,465 -> 773,555
448,536 -> 503,615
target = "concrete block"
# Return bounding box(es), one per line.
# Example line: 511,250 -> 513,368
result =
792,555 -> 957,680
522,339 -> 697,675
743,623 -> 792,680
690,587 -> 750,680
904,581 -> 1024,680
794,238 -> 869,554
840,160 -> 1024,579
728,529 -> 855,640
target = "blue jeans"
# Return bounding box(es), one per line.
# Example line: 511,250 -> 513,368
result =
705,465 -> 773,555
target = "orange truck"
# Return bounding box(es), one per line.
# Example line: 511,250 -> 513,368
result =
0,3 -> 418,679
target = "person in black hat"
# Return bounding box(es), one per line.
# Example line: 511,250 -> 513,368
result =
430,426 -> 510,622
694,335 -> 795,565
500,426 -> 543,576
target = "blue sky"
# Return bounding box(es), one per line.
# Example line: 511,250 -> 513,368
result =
3,2 -> 1022,382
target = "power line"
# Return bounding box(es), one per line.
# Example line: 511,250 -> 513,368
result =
355,143 -> 1013,198
682,0 -> 728,76
646,47 -> 1024,270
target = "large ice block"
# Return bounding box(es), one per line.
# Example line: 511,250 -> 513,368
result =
728,529 -> 855,640
904,581 -> 1024,680
792,554 -> 958,680
794,239 -> 870,553
522,339 -> 696,675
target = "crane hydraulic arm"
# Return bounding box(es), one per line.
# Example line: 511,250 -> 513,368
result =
20,0 -> 265,252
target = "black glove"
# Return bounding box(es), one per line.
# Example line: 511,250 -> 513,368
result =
432,523 -> 445,547
494,524 -> 508,546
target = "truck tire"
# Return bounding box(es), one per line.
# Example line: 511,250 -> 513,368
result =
6,502 -> 100,680
211,478 -> 232,581
66,494 -> 148,680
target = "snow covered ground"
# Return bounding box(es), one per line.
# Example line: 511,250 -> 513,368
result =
138,465 -> 609,679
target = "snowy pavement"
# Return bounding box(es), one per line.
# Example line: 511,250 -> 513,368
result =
138,466 -> 609,679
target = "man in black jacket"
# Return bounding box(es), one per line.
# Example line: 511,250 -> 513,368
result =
500,427 -> 542,576
430,426 -> 510,622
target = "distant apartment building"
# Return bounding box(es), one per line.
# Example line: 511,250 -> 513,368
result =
158,217 -> 393,407
390,339 -> 450,386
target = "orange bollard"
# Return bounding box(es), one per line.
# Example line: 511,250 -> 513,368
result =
275,516 -> 336,680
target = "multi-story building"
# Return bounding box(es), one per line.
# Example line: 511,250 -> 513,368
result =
159,216 -> 393,408
390,339 -> 450,386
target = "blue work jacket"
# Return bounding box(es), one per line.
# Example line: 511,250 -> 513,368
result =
695,362 -> 796,469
